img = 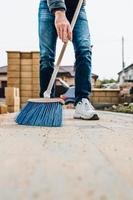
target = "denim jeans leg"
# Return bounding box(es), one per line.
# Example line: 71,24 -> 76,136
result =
38,1 -> 57,97
72,6 -> 92,105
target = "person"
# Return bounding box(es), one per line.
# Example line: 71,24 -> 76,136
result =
38,0 -> 99,120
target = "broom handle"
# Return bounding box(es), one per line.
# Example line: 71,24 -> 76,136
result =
44,0 -> 84,98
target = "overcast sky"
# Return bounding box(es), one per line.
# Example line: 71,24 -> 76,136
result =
0,0 -> 133,79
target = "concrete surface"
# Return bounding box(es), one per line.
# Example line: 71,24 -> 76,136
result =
0,109 -> 133,200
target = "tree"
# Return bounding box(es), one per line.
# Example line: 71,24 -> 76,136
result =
101,78 -> 117,84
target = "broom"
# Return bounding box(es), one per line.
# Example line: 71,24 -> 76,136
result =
16,0 -> 84,127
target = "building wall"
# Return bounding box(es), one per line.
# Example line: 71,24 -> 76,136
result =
91,78 -> 95,87
119,66 -> 133,83
0,75 -> 7,98
125,68 -> 133,80
0,75 -> 7,87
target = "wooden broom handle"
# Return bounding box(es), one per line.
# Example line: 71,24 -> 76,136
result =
44,0 -> 84,98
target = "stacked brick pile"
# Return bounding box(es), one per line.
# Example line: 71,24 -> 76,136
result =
90,89 -> 120,105
8,52 -> 20,89
0,104 -> 8,114
5,87 -> 20,112
7,51 -> 40,108
32,52 -> 40,101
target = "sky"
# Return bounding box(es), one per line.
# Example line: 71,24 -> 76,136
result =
0,0 -> 133,80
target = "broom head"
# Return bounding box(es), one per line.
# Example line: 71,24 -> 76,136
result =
16,98 -> 64,127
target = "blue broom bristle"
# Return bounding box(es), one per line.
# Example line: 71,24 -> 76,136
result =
16,101 -> 63,127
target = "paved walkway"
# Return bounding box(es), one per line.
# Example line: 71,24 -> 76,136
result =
0,110 -> 133,200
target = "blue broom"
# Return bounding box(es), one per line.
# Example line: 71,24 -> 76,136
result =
16,0 -> 84,127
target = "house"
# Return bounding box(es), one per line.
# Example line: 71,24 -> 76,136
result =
118,64 -> 133,83
0,66 -> 7,97
57,65 -> 98,87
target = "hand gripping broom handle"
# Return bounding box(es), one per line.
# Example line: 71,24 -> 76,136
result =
43,0 -> 84,98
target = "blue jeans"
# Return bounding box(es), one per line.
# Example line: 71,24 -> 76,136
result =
38,0 -> 92,104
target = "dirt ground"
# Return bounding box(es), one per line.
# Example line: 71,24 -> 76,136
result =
0,110 -> 133,200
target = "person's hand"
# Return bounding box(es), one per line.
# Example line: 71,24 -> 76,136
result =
54,10 -> 72,43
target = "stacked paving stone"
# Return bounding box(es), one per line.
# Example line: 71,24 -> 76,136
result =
7,51 -> 40,108
5,87 -> 20,113
32,52 -> 40,100
90,89 -> 120,105
7,52 -> 21,89
0,104 -> 8,114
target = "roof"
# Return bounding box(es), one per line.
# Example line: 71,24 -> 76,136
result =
0,66 -> 7,74
118,63 -> 133,74
58,65 -> 75,76
91,73 -> 99,78
58,65 -> 98,78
